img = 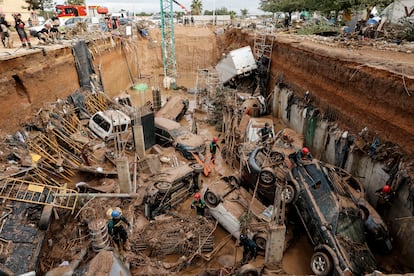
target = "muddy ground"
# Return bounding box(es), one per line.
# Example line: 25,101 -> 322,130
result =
0,25 -> 413,274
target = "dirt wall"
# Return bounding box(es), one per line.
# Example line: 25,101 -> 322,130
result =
268,37 -> 414,155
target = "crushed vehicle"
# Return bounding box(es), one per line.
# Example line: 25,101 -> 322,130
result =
155,95 -> 189,122
286,159 -> 378,275
154,117 -> 206,160
241,147 -> 288,205
88,110 -> 131,140
144,163 -> 202,219
201,175 -> 272,251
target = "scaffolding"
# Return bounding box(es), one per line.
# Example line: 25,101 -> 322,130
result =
160,0 -> 177,88
195,68 -> 222,109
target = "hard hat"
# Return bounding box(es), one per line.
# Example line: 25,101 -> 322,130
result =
382,185 -> 391,194
111,210 -> 120,218
302,147 -> 310,155
194,193 -> 201,199
265,122 -> 270,127
212,136 -> 218,143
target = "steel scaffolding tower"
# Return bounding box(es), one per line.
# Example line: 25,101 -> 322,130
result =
160,0 -> 177,88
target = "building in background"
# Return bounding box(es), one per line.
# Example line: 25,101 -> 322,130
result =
0,0 -> 32,21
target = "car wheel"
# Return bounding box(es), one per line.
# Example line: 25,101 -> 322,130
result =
190,163 -> 204,174
253,232 -> 267,251
282,184 -> 296,204
228,175 -> 241,187
236,264 -> 260,276
259,168 -> 276,185
204,190 -> 219,207
311,251 -> 333,276
270,151 -> 284,164
155,182 -> 172,193
39,205 -> 53,230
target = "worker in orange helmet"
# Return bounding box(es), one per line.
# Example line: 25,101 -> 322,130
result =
191,193 -> 206,217
210,136 -> 220,164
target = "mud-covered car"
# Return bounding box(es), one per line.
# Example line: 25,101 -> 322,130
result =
156,95 -> 189,122
144,163 -> 201,219
154,117 -> 206,160
241,147 -> 288,205
286,160 -> 377,275
321,163 -> 392,252
201,175 -> 271,251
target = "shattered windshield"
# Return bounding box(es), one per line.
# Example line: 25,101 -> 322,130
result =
336,211 -> 365,244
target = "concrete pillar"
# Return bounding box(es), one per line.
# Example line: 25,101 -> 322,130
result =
133,125 -> 145,158
116,157 -> 131,193
265,223 -> 286,265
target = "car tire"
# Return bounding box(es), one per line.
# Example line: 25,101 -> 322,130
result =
236,264 -> 260,276
39,205 -> 53,231
190,163 -> 204,174
204,190 -> 219,207
228,175 -> 241,187
311,251 -> 333,276
270,151 -> 284,164
253,232 -> 267,251
155,182 -> 172,193
282,184 -> 296,204
259,168 -> 276,185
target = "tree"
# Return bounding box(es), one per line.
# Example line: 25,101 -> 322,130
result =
24,0 -> 55,11
67,0 -> 85,5
191,0 -> 203,15
240,8 -> 249,17
229,10 -> 237,19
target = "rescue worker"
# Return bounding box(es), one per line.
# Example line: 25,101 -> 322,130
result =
13,13 -> 31,48
0,14 -> 11,48
258,122 -> 273,143
297,147 -> 312,161
210,136 -> 220,164
36,23 -> 53,44
191,193 -> 206,217
239,234 -> 258,264
376,184 -> 395,216
50,13 -> 60,41
107,210 -> 130,249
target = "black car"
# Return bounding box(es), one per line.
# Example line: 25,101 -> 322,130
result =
154,117 -> 206,160
286,160 -> 377,275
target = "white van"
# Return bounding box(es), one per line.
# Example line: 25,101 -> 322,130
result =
89,110 -> 131,140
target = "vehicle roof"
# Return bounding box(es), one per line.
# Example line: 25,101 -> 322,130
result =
154,117 -> 182,131
249,117 -> 274,128
95,110 -> 131,124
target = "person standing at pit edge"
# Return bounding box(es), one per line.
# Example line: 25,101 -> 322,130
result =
13,13 -> 31,48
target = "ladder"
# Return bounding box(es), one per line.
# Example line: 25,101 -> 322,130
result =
253,23 -> 275,72
0,178 -> 78,213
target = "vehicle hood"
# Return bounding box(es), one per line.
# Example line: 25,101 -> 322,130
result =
176,133 -> 204,148
336,237 -> 377,274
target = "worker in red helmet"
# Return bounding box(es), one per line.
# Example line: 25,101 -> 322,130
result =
376,184 -> 395,216
297,147 -> 313,161
191,193 -> 206,217
210,136 -> 220,164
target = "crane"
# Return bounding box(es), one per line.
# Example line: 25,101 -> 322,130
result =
160,0 -> 177,89
172,0 -> 190,14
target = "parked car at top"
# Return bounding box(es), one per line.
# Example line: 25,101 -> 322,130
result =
88,110 -> 131,140
201,175 -> 271,251
154,117 -> 206,160
156,95 -> 189,122
286,159 -> 378,275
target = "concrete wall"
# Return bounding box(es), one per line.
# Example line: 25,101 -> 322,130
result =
272,85 -> 414,269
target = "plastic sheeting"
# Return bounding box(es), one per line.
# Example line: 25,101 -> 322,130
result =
72,40 -> 96,88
